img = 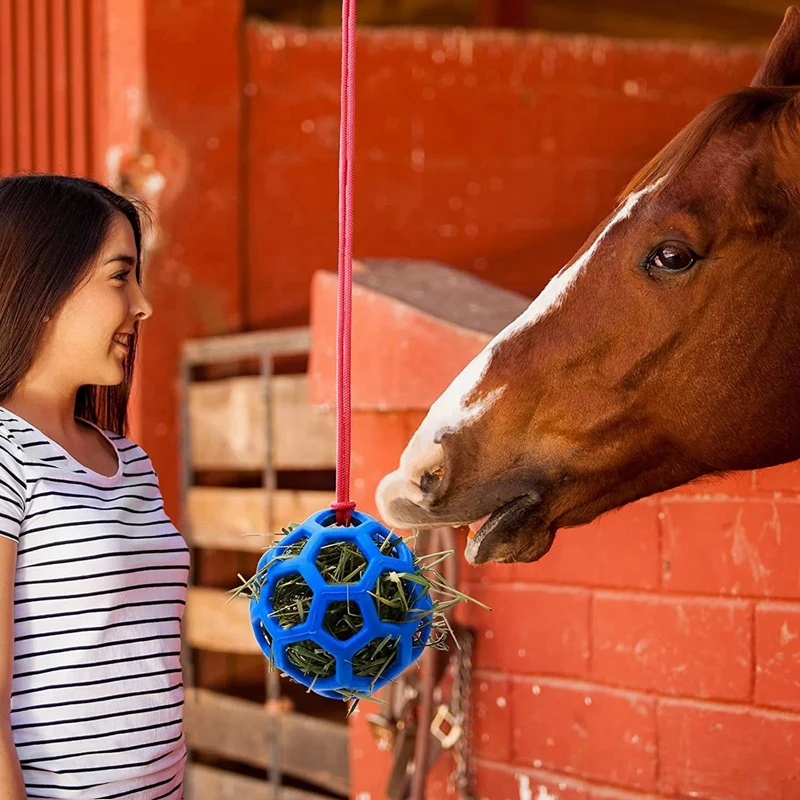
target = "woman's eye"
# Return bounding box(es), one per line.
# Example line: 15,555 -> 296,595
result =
113,270 -> 131,283
646,242 -> 699,273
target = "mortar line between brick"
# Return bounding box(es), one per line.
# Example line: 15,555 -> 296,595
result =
481,668 -> 800,718
587,590 -> 594,678
750,601 -> 757,702
465,580 -> 800,605
653,695 -> 662,794
660,494 -> 800,503
506,668 -> 519,766
473,756 -> 662,799
657,497 -> 665,591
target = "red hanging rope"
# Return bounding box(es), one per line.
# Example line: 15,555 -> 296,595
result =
331,0 -> 357,526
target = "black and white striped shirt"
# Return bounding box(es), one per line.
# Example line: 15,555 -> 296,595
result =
0,409 -> 189,799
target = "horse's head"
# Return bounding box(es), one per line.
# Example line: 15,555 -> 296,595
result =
376,8 -> 800,565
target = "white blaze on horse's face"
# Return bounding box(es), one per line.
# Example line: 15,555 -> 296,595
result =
376,179 -> 663,523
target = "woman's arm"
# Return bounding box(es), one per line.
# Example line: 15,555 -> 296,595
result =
0,734 -> 25,799
0,537 -> 24,799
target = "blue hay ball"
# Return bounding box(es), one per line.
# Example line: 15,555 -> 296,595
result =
249,508 -> 433,699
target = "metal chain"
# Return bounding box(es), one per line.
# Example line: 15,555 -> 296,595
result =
450,628 -> 475,799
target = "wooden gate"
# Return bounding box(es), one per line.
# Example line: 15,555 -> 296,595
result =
180,328 -> 349,799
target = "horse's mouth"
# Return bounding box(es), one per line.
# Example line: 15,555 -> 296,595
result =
463,495 -> 556,565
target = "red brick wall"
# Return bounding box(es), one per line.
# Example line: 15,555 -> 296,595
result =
342,433 -> 800,800
456,466 -> 800,799
271,26 -> 800,800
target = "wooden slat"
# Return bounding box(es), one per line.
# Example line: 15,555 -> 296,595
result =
14,0 -> 32,171
67,0 -> 89,175
273,489 -> 335,527
32,0 -> 51,171
0,0 -> 15,172
189,376 -> 265,470
270,375 -> 337,469
188,375 -> 336,470
185,587 -> 260,655
186,487 -> 270,551
185,763 -> 335,800
50,0 -> 69,173
183,327 -> 310,365
184,689 -> 349,795
186,487 -> 334,551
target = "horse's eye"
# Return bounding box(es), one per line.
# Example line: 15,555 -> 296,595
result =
647,242 -> 698,273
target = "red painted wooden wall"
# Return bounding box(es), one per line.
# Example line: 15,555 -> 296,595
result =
244,25 -> 765,331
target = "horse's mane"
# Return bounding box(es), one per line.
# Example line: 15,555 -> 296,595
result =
622,86 -> 797,200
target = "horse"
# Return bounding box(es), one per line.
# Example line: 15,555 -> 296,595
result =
375,7 -> 800,566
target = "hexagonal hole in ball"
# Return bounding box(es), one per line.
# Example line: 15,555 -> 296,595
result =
315,539 -> 368,584
275,536 -> 309,560
285,639 -> 337,678
372,530 -> 404,559
372,569 -> 417,625
352,635 -> 400,680
271,573 -> 313,630
323,599 -> 365,641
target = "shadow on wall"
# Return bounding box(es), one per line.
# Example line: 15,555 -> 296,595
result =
246,0 -> 476,27
246,0 -> 787,44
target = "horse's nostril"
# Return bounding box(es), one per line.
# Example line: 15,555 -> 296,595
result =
419,469 -> 443,495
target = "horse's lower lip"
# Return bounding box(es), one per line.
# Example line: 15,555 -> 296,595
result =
464,495 -> 551,565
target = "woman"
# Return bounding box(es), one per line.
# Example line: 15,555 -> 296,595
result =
0,175 -> 188,799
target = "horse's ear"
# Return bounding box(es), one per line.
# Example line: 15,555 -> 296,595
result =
752,7 -> 800,87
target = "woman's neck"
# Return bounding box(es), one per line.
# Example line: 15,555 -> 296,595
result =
2,380 -> 79,440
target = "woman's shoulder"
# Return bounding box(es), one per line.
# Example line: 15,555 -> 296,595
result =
103,430 -> 158,476
0,418 -> 28,508
0,415 -> 31,466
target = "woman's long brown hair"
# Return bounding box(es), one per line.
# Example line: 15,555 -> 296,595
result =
0,174 -> 149,436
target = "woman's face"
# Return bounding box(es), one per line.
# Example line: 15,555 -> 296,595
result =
37,214 -> 153,389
